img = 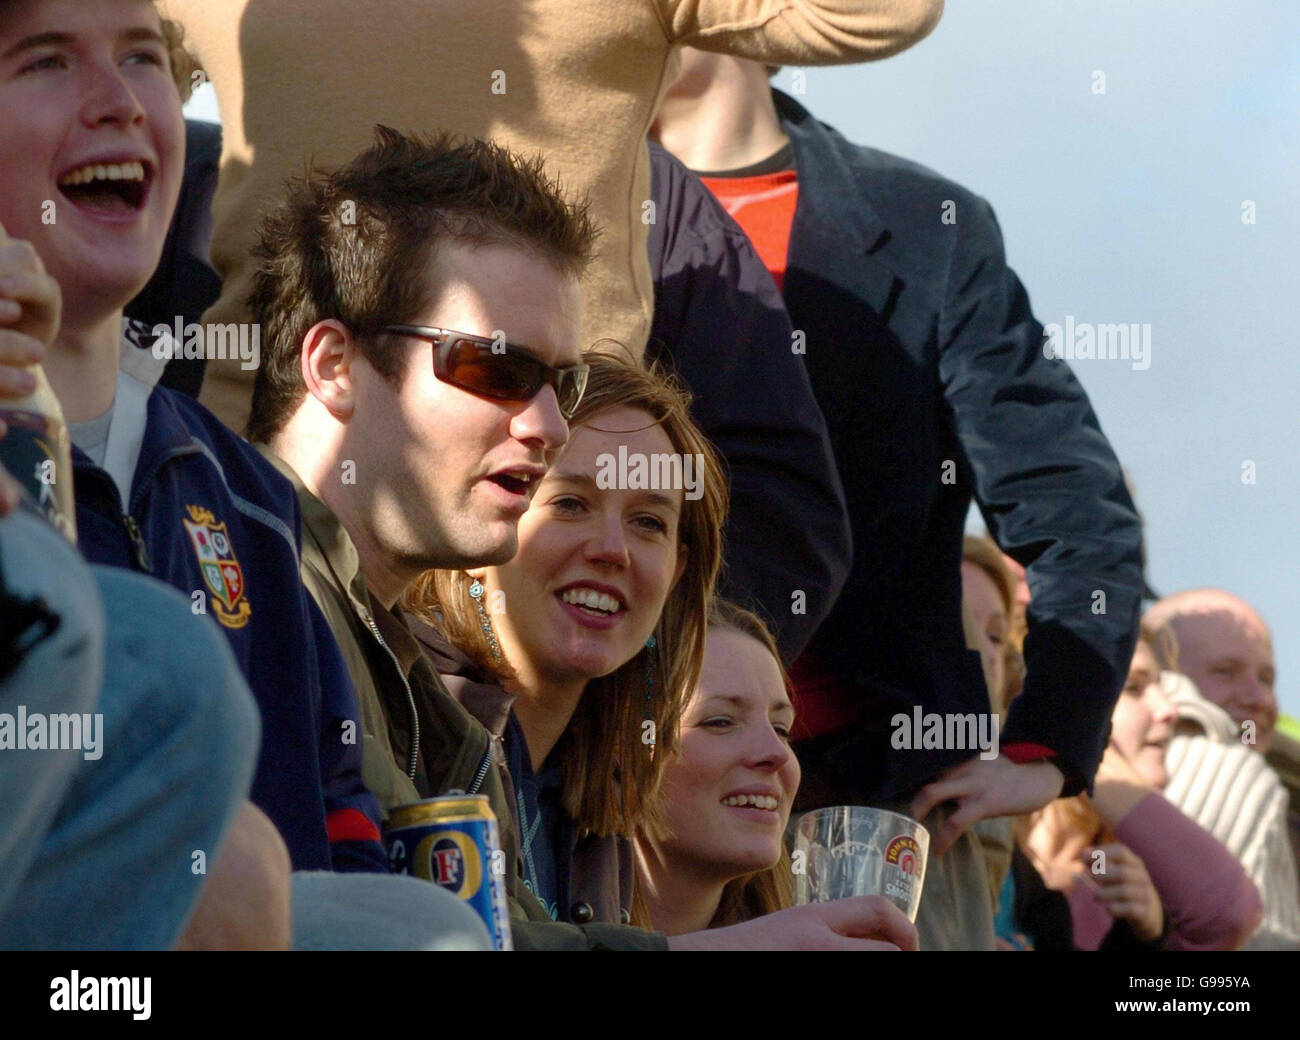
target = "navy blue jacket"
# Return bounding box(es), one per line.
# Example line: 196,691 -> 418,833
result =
646,142 -> 852,663
772,91 -> 1144,799
73,339 -> 387,872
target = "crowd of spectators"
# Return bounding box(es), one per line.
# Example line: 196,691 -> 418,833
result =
2,0 -> 1293,952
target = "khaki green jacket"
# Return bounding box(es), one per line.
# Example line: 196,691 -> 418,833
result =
259,448 -> 664,951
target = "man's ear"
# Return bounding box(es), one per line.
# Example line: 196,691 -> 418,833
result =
301,319 -> 357,418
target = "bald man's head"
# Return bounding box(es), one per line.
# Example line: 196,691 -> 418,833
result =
1145,589 -> 1277,752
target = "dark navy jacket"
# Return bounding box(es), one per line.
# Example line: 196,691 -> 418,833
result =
73,336 -> 387,872
772,91 -> 1144,800
646,142 -> 852,663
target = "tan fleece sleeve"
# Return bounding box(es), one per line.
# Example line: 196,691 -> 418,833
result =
657,0 -> 944,63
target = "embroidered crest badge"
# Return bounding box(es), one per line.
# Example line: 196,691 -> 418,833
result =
182,505 -> 251,629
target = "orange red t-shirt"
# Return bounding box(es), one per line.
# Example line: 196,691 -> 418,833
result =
699,146 -> 798,290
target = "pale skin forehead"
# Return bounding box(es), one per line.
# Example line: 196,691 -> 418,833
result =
695,626 -> 793,717
1146,589 -> 1272,651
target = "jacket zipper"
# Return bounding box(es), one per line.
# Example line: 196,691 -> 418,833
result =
78,444 -> 199,574
121,515 -> 152,571
466,743 -> 493,796
361,611 -> 420,782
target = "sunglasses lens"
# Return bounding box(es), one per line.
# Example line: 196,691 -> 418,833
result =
557,365 -> 589,418
445,339 -> 541,401
436,336 -> 586,417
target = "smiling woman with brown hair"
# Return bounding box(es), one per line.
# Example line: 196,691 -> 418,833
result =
633,599 -> 798,933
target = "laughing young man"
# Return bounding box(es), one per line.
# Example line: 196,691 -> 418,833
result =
0,0 -> 492,948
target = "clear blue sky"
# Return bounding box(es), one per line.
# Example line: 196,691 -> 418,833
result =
184,0 -> 1299,716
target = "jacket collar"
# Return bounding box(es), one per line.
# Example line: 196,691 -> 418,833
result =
255,444 -> 371,614
138,379 -> 200,460
72,390 -> 199,518
370,597 -> 425,677
406,613 -> 517,738
774,88 -> 888,256
71,320 -> 201,501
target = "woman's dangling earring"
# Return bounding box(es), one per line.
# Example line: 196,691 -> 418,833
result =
469,578 -> 502,664
644,632 -> 657,760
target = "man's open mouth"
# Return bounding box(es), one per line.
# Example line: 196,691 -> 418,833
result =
57,161 -> 150,215
488,472 -> 534,496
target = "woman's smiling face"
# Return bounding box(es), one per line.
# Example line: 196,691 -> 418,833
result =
480,405 -> 687,688
655,625 -> 800,882
1110,640 -> 1177,788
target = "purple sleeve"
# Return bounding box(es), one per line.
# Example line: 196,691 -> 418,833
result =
1115,792 -> 1263,951
1066,882 -> 1114,951
645,143 -> 851,664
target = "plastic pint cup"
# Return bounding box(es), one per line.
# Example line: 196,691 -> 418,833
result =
793,806 -> 930,921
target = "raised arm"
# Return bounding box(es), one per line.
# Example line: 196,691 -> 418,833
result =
936,194 -> 1145,795
659,0 -> 944,64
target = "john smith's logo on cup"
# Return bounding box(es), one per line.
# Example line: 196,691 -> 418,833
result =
883,834 -> 923,905
884,835 -> 921,876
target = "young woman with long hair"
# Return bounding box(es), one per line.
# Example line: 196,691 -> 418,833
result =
633,599 -> 797,933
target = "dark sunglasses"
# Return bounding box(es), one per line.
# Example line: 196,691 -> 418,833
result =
381,325 -> 589,418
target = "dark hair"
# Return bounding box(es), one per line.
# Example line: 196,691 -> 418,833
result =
245,126 -> 597,442
406,352 -> 728,838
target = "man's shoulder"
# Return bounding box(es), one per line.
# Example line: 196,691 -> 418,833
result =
781,97 -> 996,231
646,140 -> 753,269
647,142 -> 730,233
157,389 -> 298,517
848,138 -> 968,193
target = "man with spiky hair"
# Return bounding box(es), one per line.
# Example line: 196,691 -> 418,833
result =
249,126 -> 595,818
